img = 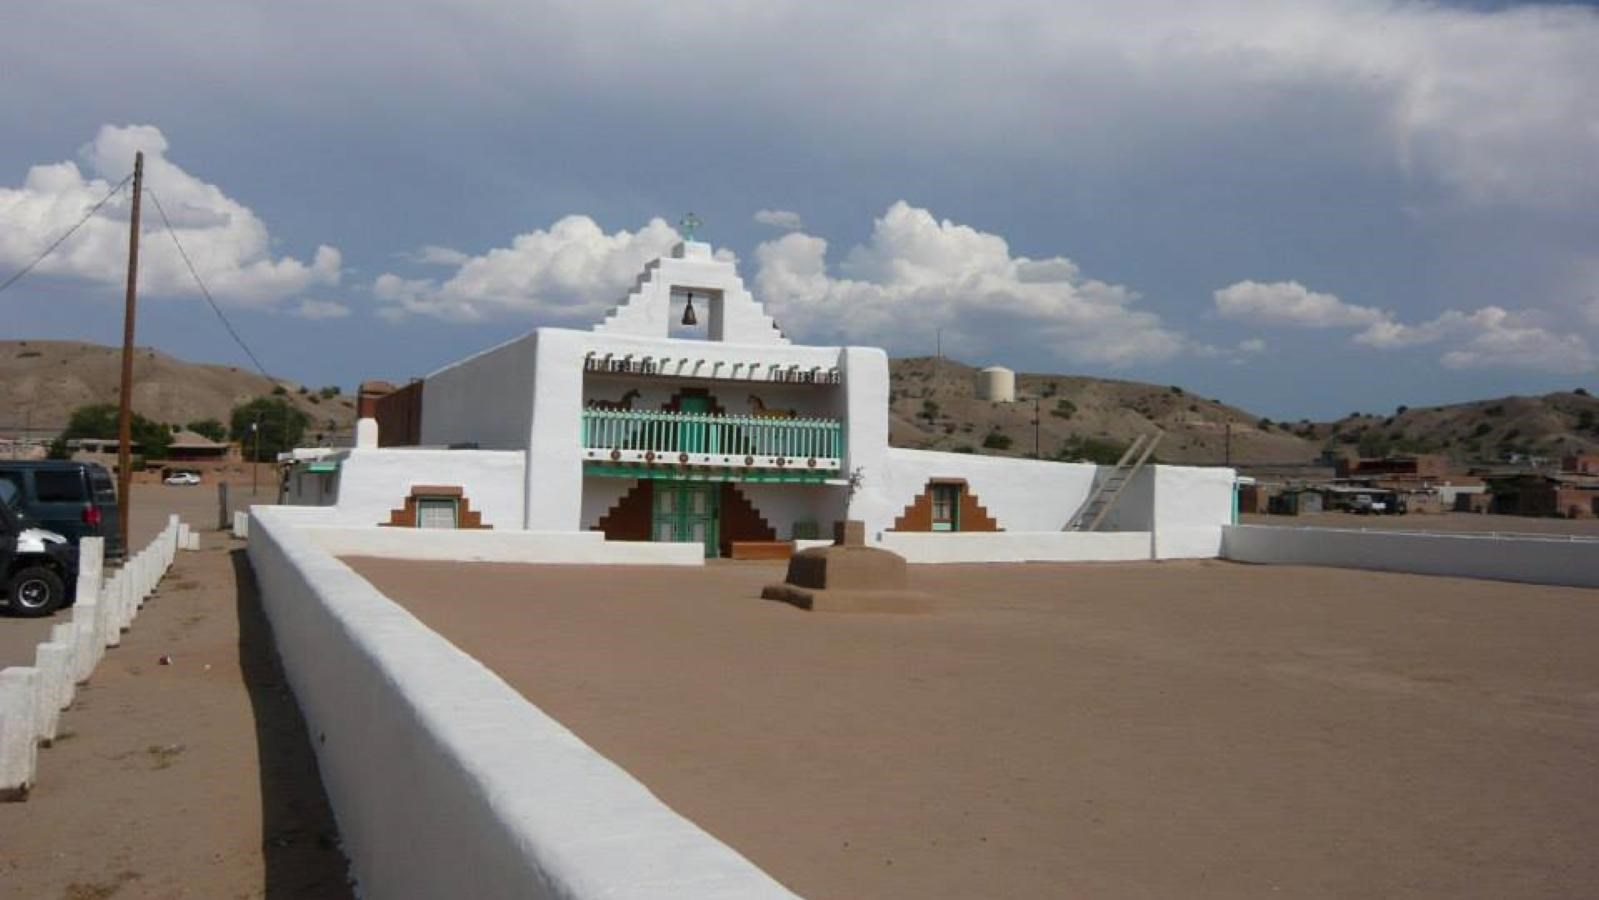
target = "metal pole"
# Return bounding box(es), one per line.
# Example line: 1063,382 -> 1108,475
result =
1034,396 -> 1041,459
116,151 -> 143,558
1225,421 -> 1232,468
251,419 -> 260,496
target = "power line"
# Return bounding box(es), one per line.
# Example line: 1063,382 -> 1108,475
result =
145,187 -> 275,382
0,172 -> 134,297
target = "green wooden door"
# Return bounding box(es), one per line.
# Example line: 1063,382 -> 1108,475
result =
652,480 -> 720,557
678,394 -> 710,453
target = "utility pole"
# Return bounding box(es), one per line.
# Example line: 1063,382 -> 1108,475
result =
1033,395 -> 1041,459
1224,421 -> 1233,469
251,419 -> 261,496
115,151 -> 143,557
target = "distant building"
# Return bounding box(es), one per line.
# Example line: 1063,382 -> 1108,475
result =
1561,454 -> 1599,476
1335,453 -> 1450,479
165,430 -> 238,463
1484,473 -> 1599,518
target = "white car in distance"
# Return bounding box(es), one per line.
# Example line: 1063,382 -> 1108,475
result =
163,472 -> 202,486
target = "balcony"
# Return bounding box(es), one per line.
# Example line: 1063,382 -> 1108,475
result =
581,409 -> 844,482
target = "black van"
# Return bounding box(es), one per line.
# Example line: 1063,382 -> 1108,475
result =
0,462 -> 123,559
0,480 -> 80,616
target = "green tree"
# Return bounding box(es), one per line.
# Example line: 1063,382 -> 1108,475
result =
230,397 -> 311,461
1054,436 -> 1129,464
59,403 -> 172,458
981,429 -> 1013,450
186,419 -> 227,442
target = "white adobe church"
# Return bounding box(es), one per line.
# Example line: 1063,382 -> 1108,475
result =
284,237 -> 1234,563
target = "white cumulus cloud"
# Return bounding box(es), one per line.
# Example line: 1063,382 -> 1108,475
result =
373,215 -> 682,322
291,298 -> 351,320
753,209 -> 804,231
1216,279 -> 1595,373
1214,280 -> 1387,329
0,124 -> 341,306
755,202 -> 1184,367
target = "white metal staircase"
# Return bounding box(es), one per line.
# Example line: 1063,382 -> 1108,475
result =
1067,431 -> 1163,532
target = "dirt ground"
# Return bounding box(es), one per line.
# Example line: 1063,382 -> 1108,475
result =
1242,509 -> 1599,536
0,486 -> 349,899
349,557 -> 1599,900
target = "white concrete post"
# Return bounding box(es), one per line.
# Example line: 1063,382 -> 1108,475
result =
101,575 -> 121,647
33,643 -> 68,743
48,624 -> 77,708
186,531 -> 200,551
177,522 -> 191,553
0,668 -> 40,797
70,601 -> 102,682
168,514 -> 181,565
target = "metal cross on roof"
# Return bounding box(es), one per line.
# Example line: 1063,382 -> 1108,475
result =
679,212 -> 702,242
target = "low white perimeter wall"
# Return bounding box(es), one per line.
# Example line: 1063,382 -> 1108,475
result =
308,525 -> 703,565
1222,524 -> 1599,589
247,506 -> 794,899
329,448 -> 526,529
880,531 -> 1152,564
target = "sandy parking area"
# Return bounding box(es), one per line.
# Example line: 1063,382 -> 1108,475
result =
0,488 -> 349,899
348,557 -> 1599,900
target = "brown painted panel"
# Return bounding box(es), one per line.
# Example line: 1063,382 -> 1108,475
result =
373,380 -> 424,447
891,479 -> 1001,532
719,483 -> 776,556
595,480 -> 653,541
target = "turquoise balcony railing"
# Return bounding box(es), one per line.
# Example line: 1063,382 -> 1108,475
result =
581,409 -> 844,461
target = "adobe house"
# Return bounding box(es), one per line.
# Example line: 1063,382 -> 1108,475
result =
285,238 -> 1233,559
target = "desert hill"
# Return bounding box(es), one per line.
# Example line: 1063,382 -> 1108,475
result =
888,357 -> 1317,465
0,340 -> 356,441
1294,391 -> 1599,462
4,340 -> 1593,466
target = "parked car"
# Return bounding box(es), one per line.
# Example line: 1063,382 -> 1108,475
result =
163,471 -> 202,485
0,461 -> 123,559
0,480 -> 79,617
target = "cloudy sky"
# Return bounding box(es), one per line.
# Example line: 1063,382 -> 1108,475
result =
2,1 -> 1596,419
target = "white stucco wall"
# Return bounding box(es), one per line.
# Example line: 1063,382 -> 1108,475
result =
421,332 -> 540,450
594,241 -> 787,345
580,477 -> 636,530
737,482 -> 846,541
866,448 -> 1100,536
1152,465 -> 1236,558
1222,524 -> 1599,588
321,448 -> 526,529
246,506 -> 794,898
306,525 -> 703,565
880,531 -> 1152,563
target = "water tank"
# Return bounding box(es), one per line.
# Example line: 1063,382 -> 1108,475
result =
976,366 -> 1016,403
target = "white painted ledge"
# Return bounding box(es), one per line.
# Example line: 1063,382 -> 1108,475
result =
1222,524 -> 1599,588
247,505 -> 796,898
878,530 -> 1153,564
303,524 -> 705,566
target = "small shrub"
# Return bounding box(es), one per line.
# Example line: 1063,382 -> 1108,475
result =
1051,399 -> 1077,420
1575,387 -> 1590,397
982,430 -> 1013,450
271,384 -> 288,396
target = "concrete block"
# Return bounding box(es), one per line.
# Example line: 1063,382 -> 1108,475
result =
185,531 -> 200,551
177,522 -> 191,551
48,625 -> 77,708
101,576 -> 121,647
70,601 -> 102,682
0,668 -> 40,799
33,643 -> 68,743
75,537 -> 104,606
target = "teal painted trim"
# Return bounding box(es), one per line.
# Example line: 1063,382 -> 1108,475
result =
584,462 -> 832,485
581,408 -> 845,460
305,461 -> 339,473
